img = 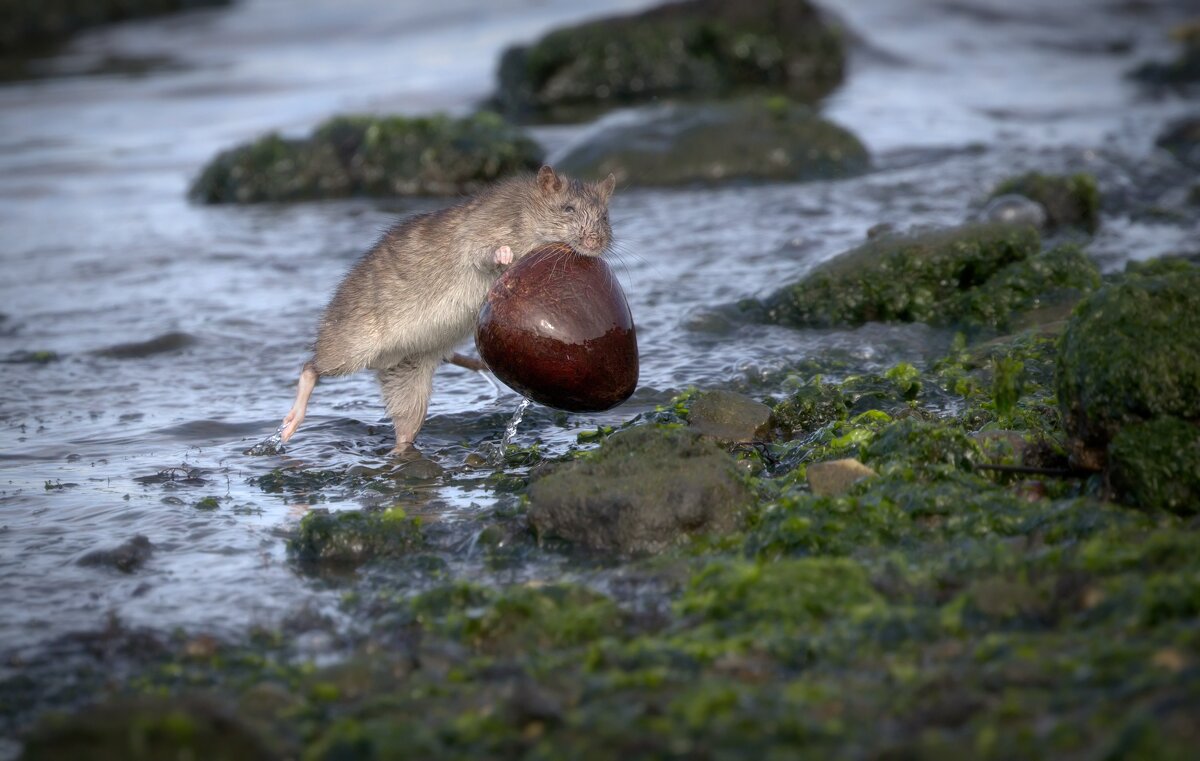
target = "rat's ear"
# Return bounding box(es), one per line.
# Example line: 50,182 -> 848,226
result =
537,165 -> 563,194
598,173 -> 616,201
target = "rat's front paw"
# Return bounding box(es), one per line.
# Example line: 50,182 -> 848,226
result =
493,245 -> 513,266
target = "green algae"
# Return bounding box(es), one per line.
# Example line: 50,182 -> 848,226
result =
990,173 -> 1101,232
190,112 -> 543,203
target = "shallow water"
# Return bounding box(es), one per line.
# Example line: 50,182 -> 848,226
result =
0,0 -> 1196,718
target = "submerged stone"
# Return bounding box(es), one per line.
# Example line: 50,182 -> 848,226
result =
190,112 -> 543,203
528,426 -> 751,554
288,507 -> 423,568
77,534 -> 153,573
1056,262 -> 1200,470
747,223 -> 1041,329
492,0 -> 845,121
556,99 -> 868,186
988,172 -> 1100,232
687,389 -> 773,443
1108,417 -> 1200,515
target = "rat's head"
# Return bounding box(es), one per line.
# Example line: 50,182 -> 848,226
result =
528,165 -> 616,257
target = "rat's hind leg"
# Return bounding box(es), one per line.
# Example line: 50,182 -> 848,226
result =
280,361 -> 318,442
377,355 -> 440,452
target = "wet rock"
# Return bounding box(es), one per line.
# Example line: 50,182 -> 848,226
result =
492,0 -> 845,122
1108,417 -> 1200,516
949,243 -> 1101,333
688,389 -> 772,443
806,458 -> 876,496
1056,262 -> 1200,470
971,430 -> 1029,465
862,418 -> 983,477
979,193 -> 1048,229
772,380 -> 847,437
746,223 -> 1041,329
528,426 -> 751,554
190,112 -> 543,204
77,534 -> 153,573
0,0 -> 230,57
556,99 -> 868,186
21,697 -> 278,761
988,172 -> 1100,233
288,507 -> 423,568
1156,114 -> 1200,169
1131,25 -> 1200,88
94,331 -> 196,359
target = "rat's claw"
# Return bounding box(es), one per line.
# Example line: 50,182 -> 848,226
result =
493,245 -> 513,266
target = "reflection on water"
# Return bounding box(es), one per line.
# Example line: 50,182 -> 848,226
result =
0,0 -> 1196,688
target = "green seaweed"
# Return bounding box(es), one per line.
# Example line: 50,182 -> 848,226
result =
190,112 -> 543,204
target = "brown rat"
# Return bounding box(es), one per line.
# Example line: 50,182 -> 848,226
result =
278,165 -> 617,452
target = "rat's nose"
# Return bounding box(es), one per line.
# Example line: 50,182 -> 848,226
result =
581,232 -> 601,251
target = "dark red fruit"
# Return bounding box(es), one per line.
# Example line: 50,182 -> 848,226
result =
476,242 -> 638,412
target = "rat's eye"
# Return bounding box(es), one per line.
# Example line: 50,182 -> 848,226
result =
562,204 -> 576,214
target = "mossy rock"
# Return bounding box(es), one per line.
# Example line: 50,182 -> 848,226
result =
556,98 -> 868,186
21,697 -> 277,761
492,0 -> 845,122
772,379 -> 847,437
747,222 -> 1041,329
1056,262 -> 1200,469
861,418 -> 983,477
947,243 -> 1101,332
528,426 -> 752,554
1108,417 -> 1200,515
288,507 -> 423,568
0,0 -> 229,56
989,172 -> 1100,232
190,112 -> 543,203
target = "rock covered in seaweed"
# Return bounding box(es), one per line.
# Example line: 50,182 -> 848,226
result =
744,223 -> 1044,329
0,0 -> 230,56
987,172 -> 1100,233
1056,260 -> 1200,472
555,98 -> 868,186
190,112 -> 543,203
528,427 -> 752,554
492,0 -> 846,122
288,507 -> 423,569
